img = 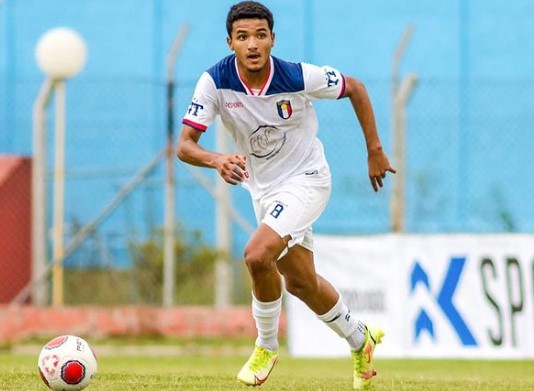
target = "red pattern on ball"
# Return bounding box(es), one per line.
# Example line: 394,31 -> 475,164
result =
61,360 -> 86,385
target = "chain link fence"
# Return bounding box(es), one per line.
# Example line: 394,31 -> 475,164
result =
1,76 -> 533,305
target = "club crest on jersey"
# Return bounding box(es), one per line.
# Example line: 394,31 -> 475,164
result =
276,100 -> 292,120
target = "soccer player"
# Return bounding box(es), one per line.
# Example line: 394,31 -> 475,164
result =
177,1 -> 395,389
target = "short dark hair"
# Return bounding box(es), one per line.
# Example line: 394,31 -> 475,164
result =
226,1 -> 274,37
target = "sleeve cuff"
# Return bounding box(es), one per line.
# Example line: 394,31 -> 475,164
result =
182,119 -> 208,131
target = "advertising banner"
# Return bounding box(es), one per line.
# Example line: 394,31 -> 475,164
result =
287,234 -> 534,358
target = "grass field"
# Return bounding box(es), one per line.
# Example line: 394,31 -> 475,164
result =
1,345 -> 533,391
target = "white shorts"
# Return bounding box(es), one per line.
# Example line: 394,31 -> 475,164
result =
252,174 -> 331,252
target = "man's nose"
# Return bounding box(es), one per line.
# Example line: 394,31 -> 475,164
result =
247,37 -> 258,49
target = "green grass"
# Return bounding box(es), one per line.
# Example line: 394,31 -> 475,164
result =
1,351 -> 533,391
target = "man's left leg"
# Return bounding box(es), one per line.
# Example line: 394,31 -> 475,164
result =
277,245 -> 383,390
278,245 -> 367,348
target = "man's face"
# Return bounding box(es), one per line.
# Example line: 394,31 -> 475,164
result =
227,18 -> 274,73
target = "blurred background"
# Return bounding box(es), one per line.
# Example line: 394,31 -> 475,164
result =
0,0 -> 533,309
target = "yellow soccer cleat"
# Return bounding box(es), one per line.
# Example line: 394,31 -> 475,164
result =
351,326 -> 384,390
237,345 -> 279,386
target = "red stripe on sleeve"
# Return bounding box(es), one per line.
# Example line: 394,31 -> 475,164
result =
337,74 -> 346,99
182,119 -> 208,131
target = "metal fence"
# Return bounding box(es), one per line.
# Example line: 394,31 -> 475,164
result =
1,75 -> 534,306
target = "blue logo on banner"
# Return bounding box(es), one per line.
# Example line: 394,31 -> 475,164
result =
410,257 -> 477,346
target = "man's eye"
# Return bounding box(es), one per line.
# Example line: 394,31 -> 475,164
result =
237,35 -> 246,40
258,33 -> 266,39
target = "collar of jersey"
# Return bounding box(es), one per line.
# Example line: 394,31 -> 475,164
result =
234,56 -> 274,96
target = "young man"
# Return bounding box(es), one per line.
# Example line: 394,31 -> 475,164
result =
177,1 -> 395,389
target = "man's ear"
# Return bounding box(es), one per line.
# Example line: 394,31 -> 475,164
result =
227,36 -> 233,51
271,32 -> 275,48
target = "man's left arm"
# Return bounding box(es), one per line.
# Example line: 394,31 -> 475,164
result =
343,76 -> 396,192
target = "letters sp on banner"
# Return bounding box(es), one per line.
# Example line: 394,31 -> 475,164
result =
287,234 -> 534,358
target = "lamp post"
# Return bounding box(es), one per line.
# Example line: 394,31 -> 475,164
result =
34,27 -> 87,306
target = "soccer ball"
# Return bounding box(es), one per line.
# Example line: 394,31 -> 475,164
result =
38,335 -> 97,391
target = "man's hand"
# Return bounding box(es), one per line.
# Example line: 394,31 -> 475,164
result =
215,153 -> 248,185
368,147 -> 396,192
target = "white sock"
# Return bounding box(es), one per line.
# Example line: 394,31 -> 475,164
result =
317,295 -> 366,351
252,292 -> 282,352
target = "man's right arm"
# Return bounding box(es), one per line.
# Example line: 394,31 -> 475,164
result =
177,125 -> 219,168
177,124 -> 247,185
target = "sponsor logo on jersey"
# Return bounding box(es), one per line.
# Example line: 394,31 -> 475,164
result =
325,70 -> 339,87
250,125 -> 286,159
225,101 -> 244,109
187,100 -> 204,116
276,100 -> 292,120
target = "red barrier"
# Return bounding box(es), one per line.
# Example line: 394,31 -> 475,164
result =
0,306 -> 287,343
0,155 -> 32,303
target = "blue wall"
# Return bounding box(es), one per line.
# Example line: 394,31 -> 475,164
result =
1,0 -> 533,263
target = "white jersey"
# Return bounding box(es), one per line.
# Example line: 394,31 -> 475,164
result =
182,55 -> 346,198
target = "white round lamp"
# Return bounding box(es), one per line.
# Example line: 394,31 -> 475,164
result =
35,27 -> 87,79
33,27 -> 87,307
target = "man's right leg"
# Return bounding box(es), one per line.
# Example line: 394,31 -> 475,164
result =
237,224 -> 288,386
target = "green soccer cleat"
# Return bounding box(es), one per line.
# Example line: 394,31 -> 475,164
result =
237,345 -> 279,386
351,326 -> 384,390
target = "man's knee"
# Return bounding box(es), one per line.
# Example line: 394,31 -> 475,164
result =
284,274 -> 318,299
244,243 -> 278,275
244,224 -> 288,276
